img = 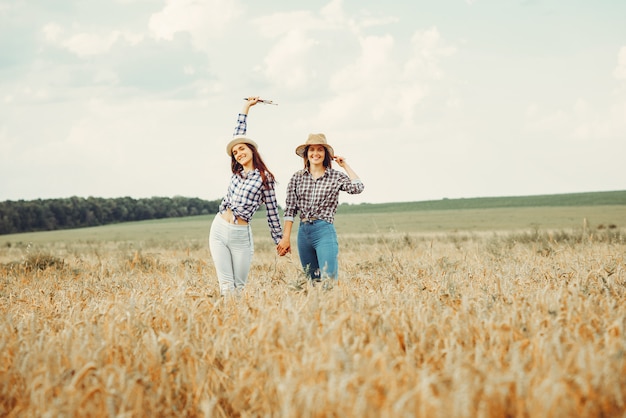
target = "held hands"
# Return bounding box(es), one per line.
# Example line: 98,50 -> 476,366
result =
276,237 -> 291,257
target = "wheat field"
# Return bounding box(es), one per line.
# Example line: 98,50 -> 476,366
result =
1,226 -> 625,417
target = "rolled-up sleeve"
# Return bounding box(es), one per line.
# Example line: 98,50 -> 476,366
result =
263,185 -> 283,244
283,174 -> 299,223
233,113 -> 247,136
341,177 -> 365,195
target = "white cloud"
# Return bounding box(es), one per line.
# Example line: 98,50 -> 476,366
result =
3,83 -> 50,104
526,46 -> 626,144
525,98 -> 626,142
93,69 -> 119,85
149,0 -> 243,51
4,0 -> 625,203
614,46 -> 626,81
319,0 -> 344,24
42,22 -> 62,42
6,96 -> 224,200
330,34 -> 395,92
254,2 -> 405,98
320,0 -> 398,33
0,2 -> 12,14
405,27 -> 456,80
253,3 -> 457,132
42,23 -> 144,57
524,103 -> 574,138
262,31 -> 318,89
253,6 -> 357,92
62,32 -> 118,56
324,34 -> 410,125
254,11 -> 326,39
254,1 -> 395,39
321,26 -> 456,128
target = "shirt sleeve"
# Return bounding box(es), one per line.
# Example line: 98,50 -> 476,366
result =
262,183 -> 283,244
283,173 -> 300,222
234,113 -> 247,136
339,172 -> 365,195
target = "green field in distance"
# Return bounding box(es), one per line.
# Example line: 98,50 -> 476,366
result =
2,189 -> 624,246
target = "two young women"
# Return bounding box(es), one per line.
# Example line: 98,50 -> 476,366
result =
209,97 -> 364,295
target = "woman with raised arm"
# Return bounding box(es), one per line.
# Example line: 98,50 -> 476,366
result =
276,133 -> 364,282
209,97 -> 283,295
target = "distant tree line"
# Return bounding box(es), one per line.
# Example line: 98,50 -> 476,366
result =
0,196 -> 222,235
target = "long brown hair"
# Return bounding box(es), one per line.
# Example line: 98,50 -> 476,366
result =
230,144 -> 276,190
302,145 -> 333,169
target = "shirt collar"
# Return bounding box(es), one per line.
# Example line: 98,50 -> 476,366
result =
305,167 -> 328,178
240,168 -> 260,178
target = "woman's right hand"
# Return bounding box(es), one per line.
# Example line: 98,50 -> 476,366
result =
242,96 -> 259,113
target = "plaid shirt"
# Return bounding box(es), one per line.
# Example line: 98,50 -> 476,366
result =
283,168 -> 365,224
218,113 -> 283,244
233,113 -> 247,135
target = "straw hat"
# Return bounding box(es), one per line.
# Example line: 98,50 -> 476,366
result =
226,135 -> 258,156
295,133 -> 335,158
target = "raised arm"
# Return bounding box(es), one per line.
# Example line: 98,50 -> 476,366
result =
334,156 -> 360,180
233,96 -> 260,136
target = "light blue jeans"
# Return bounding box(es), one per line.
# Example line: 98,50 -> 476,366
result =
297,220 -> 339,281
209,214 -> 254,295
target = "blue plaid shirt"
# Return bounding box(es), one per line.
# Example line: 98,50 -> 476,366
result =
218,113 -> 283,244
283,168 -> 364,224
233,113 -> 247,136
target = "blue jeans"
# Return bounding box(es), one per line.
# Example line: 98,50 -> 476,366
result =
209,214 -> 254,295
297,220 -> 339,280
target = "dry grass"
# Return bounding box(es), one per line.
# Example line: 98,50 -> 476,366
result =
1,229 -> 625,417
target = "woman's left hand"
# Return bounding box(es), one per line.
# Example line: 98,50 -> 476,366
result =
334,155 -> 360,180
334,156 -> 346,168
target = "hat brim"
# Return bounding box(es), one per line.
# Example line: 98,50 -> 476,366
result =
295,143 -> 335,158
227,136 -> 258,156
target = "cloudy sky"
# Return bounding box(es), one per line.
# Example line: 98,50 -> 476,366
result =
1,0 -> 625,205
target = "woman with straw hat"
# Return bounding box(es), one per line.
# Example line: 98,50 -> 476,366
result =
277,133 -> 364,282
209,97 -> 283,296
